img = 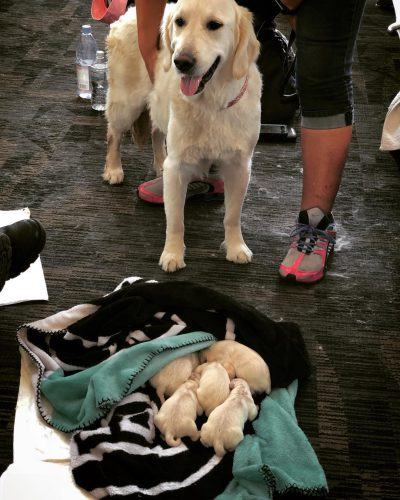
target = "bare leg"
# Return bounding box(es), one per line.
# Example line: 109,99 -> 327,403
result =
159,157 -> 190,272
220,158 -> 252,264
151,128 -> 166,176
300,126 -> 353,213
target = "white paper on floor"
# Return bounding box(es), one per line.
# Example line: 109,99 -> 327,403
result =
0,208 -> 48,306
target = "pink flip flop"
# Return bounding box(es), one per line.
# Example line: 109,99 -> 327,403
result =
91,0 -> 128,25
137,176 -> 225,205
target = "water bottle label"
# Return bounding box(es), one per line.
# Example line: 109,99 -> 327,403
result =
77,65 -> 90,91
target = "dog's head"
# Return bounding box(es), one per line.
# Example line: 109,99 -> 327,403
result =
163,0 -> 259,97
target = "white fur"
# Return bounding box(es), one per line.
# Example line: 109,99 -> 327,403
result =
200,378 -> 258,456
195,362 -> 231,416
200,340 -> 271,394
149,352 -> 200,403
104,0 -> 262,271
154,378 -> 203,446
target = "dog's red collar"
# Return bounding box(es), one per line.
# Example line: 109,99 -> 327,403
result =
225,75 -> 249,109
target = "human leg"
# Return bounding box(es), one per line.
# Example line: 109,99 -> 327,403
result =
279,0 -> 366,283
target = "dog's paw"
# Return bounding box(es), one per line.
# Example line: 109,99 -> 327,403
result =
159,250 -> 186,273
225,243 -> 253,264
103,166 -> 124,185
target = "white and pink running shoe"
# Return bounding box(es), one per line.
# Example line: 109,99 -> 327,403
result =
279,207 -> 336,284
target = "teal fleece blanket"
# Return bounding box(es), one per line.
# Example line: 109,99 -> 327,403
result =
40,332 -> 216,431
218,380 -> 328,499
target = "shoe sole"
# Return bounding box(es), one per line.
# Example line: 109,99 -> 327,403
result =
279,247 -> 334,285
0,233 -> 12,292
7,219 -> 46,279
137,188 -> 225,205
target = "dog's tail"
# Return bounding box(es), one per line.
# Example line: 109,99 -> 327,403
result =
165,432 -> 182,447
131,107 -> 151,148
214,439 -> 227,457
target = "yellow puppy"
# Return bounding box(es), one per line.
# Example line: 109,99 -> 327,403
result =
154,378 -> 203,447
195,362 -> 233,416
200,378 -> 258,456
149,352 -> 200,403
200,340 -> 271,394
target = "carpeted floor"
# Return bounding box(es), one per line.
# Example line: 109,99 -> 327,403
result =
1,0 -> 399,498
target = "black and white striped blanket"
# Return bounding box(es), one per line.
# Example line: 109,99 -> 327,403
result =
71,385 -> 238,499
17,278 -> 312,499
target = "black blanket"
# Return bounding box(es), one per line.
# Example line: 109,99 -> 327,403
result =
90,279 -> 311,388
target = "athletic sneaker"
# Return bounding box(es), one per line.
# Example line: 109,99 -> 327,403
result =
279,207 -> 336,284
137,175 -> 224,205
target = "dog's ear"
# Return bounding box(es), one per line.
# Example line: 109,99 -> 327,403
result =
162,10 -> 174,71
232,6 -> 260,80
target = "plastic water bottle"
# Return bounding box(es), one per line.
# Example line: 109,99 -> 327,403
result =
90,50 -> 108,111
76,25 -> 98,100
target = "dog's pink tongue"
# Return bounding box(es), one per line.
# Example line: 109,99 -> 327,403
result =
180,76 -> 202,96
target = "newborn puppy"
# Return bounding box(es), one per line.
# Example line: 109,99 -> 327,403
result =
195,362 -> 232,416
200,378 -> 258,456
154,378 -> 203,447
150,352 -> 200,403
200,340 -> 271,394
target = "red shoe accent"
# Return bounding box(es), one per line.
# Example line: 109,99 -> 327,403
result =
279,230 -> 336,284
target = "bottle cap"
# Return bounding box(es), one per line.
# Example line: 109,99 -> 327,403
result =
95,50 -> 106,63
82,24 -> 92,35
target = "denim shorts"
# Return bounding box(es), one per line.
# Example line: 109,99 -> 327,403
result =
238,0 -> 367,129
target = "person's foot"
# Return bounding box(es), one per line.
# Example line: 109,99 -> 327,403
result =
0,219 -> 46,292
137,176 -> 224,204
279,207 -> 336,284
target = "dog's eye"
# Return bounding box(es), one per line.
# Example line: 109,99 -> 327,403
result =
206,20 -> 223,31
175,17 -> 185,28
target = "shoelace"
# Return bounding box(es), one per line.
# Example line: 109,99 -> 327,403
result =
290,223 -> 336,255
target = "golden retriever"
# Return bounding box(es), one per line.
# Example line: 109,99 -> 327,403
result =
149,352 -> 200,403
199,340 -> 271,394
105,0 -> 261,272
200,378 -> 258,456
154,378 -> 203,446
195,361 -> 233,416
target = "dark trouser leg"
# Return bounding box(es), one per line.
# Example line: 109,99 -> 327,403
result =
295,0 -> 366,214
296,0 -> 367,129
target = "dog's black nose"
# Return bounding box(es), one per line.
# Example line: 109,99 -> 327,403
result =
174,53 -> 196,73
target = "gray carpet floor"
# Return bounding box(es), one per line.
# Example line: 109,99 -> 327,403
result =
0,0 -> 399,498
